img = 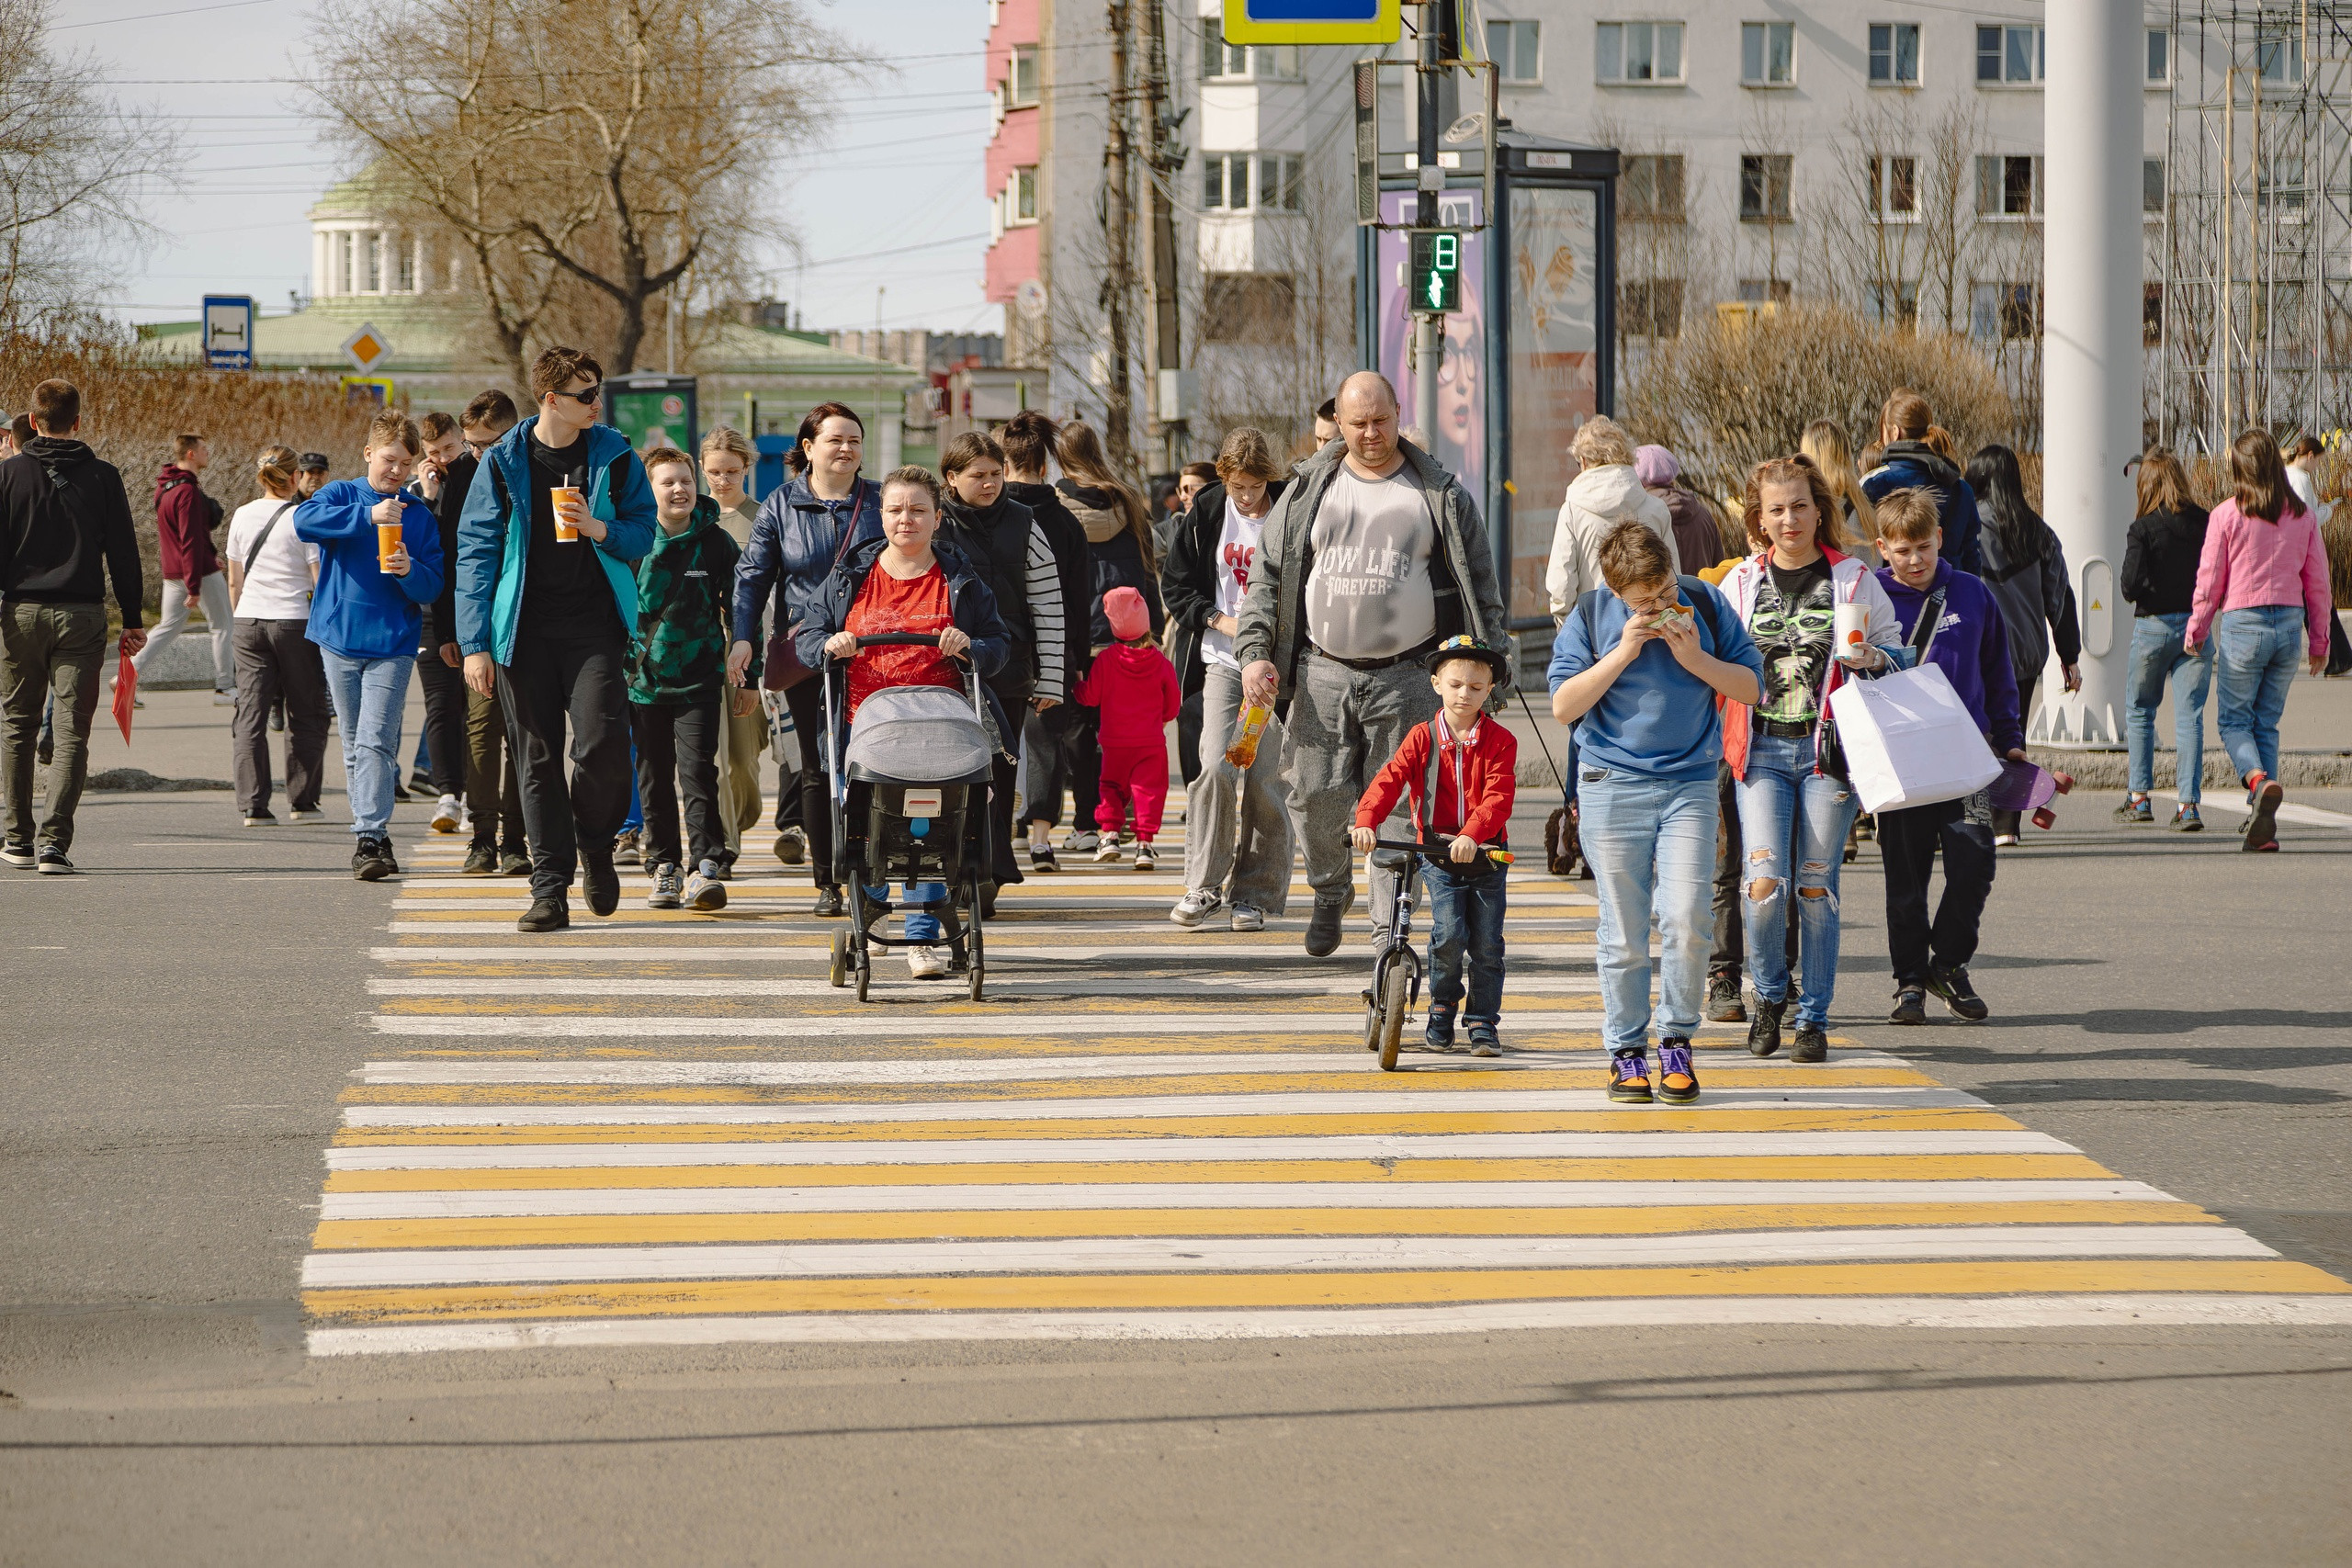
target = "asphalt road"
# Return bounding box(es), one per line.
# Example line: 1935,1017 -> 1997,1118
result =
3,690 -> 2347,1566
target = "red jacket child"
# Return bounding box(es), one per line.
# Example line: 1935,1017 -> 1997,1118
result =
1355,714 -> 1517,845
1073,585 -> 1182,850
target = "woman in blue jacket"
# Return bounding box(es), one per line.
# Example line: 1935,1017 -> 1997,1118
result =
727,401 -> 883,916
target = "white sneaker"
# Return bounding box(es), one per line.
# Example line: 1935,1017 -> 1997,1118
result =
430,793 -> 462,833
1229,902 -> 1266,932
288,807 -> 325,822
1170,887 -> 1224,929
212,691 -> 236,706
1132,844 -> 1157,871
1092,837 -> 1124,863
646,863 -> 683,909
907,943 -> 948,979
1064,829 -> 1099,852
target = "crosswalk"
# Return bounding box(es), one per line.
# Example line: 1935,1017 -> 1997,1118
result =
302,805 -> 2352,1354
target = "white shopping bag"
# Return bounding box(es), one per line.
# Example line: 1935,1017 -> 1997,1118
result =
1826,663 -> 2003,814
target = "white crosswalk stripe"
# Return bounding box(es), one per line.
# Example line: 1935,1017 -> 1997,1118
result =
301,801 -> 2352,1354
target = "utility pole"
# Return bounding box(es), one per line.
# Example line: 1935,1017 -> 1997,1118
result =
1101,1 -> 1138,476
1409,0 -> 1445,449
1140,0 -> 1188,474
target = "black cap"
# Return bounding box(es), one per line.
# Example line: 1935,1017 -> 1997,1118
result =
297,451 -> 330,471
1424,634 -> 1510,682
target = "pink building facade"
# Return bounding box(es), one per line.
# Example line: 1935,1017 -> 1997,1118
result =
983,0 -> 1041,316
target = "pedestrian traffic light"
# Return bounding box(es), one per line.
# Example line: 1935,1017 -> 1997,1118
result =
1409,229 -> 1461,313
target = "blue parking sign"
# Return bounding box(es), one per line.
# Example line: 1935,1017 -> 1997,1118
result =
1221,0 -> 1398,45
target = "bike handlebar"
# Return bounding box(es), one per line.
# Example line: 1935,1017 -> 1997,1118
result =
1362,835 -> 1514,863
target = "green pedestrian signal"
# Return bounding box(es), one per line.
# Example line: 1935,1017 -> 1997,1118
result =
1409,229 -> 1461,313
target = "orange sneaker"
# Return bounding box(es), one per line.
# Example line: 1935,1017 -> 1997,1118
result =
1608,1051 -> 1653,1103
1658,1039 -> 1701,1104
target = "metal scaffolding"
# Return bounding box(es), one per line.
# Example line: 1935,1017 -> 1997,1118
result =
2159,1 -> 2352,452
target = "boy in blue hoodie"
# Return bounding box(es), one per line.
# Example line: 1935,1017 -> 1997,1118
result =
1871,488 -> 2025,1026
294,410 -> 444,881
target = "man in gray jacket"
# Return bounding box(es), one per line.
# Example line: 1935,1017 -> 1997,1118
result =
1236,370 -> 1510,956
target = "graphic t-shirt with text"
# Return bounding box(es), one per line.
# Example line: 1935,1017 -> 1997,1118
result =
1203,495 -> 1267,670
1304,463 -> 1436,660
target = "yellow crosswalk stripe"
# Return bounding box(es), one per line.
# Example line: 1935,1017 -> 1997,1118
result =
296,817 -> 2352,1353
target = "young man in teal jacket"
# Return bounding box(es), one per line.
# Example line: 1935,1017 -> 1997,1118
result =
295,409 -> 443,881
455,346 -> 656,931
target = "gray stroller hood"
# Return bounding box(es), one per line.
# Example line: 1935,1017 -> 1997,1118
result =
843,684 -> 991,784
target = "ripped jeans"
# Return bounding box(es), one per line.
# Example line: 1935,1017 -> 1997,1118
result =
1733,731 -> 1859,1029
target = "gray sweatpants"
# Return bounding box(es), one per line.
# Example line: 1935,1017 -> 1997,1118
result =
1284,649 -> 1439,926
1183,660 -> 1294,915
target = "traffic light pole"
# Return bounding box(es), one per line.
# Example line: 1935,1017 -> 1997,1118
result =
1409,1 -> 1443,448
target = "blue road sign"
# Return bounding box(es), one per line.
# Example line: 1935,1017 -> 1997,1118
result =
202,295 -> 254,371
1221,0 -> 1398,46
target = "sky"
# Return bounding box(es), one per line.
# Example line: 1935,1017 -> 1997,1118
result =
54,0 -> 1000,335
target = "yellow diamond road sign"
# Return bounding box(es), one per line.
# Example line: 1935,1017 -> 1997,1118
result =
342,323 -> 392,374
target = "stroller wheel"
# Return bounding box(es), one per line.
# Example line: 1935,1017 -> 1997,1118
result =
828,930 -> 849,988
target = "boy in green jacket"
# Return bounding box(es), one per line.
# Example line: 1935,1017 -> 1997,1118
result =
628,446 -> 758,910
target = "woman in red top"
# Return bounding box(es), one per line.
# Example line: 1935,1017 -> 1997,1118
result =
804,467 -> 1010,977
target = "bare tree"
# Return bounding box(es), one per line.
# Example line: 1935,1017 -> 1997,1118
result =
0,0 -> 182,331
1915,96 -> 1990,336
304,0 -> 850,375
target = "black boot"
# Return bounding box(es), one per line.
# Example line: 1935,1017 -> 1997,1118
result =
1746,998 -> 1786,1057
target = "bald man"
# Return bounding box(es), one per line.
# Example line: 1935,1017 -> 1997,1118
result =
1234,371 -> 1511,957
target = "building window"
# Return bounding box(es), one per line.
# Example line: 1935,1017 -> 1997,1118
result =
2257,29 -> 2301,84
1201,273 -> 1295,342
1596,21 -> 1684,84
395,239 -> 415,292
1870,22 -> 1919,85
1868,281 -> 1919,328
1739,152 -> 1792,221
1742,21 -> 1793,85
1974,153 -> 2038,218
2144,157 -> 2165,216
1972,281 -> 2039,340
1622,278 -> 1683,337
1487,18 -> 1540,82
1203,152 -> 1300,212
2259,154 -> 2307,215
2143,282 -> 2164,345
1010,165 -> 1037,224
2146,28 -> 2170,85
1975,24 -> 2042,85
1867,154 -> 1918,220
1200,20 -> 1298,81
1621,153 -> 1685,220
365,231 -> 382,292
1258,153 -> 1304,211
1737,278 -> 1792,304
1008,45 -> 1039,107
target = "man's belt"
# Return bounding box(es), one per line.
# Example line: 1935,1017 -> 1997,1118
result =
1758,716 -> 1816,739
1309,636 -> 1442,673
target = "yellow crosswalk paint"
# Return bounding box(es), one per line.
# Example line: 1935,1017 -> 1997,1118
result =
297,819 -> 2352,1352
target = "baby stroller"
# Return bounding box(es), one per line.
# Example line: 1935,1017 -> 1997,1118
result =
822,634 -> 993,1001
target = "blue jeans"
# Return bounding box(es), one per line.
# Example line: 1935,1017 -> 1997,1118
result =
2127,614 -> 2213,803
1732,732 -> 1858,1029
1422,862 -> 1507,1027
622,742 -> 644,835
1578,769 -> 1717,1055
318,648 -> 413,837
863,881 -> 947,942
2213,605 -> 2303,784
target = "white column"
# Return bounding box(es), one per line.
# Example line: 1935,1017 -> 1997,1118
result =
2036,0 -> 2141,747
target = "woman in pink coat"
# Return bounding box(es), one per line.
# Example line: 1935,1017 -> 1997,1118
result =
2185,429 -> 2333,852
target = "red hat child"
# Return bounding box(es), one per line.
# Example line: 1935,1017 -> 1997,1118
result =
1102,585 -> 1150,642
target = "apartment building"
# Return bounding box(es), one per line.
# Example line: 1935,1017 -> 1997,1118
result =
985,4 -> 2312,460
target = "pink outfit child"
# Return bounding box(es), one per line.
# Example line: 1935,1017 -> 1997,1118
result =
2185,496 -> 2334,656
1074,586 -> 1182,840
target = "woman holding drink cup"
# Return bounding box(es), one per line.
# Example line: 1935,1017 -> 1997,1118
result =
1712,457 -> 1913,1061
293,409 -> 444,881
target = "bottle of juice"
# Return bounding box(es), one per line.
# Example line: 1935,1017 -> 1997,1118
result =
1225,700 -> 1272,768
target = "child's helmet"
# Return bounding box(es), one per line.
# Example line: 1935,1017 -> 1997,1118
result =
1424,634 -> 1510,682
1102,585 -> 1151,643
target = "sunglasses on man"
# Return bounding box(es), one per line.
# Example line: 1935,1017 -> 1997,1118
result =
548,384 -> 602,407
